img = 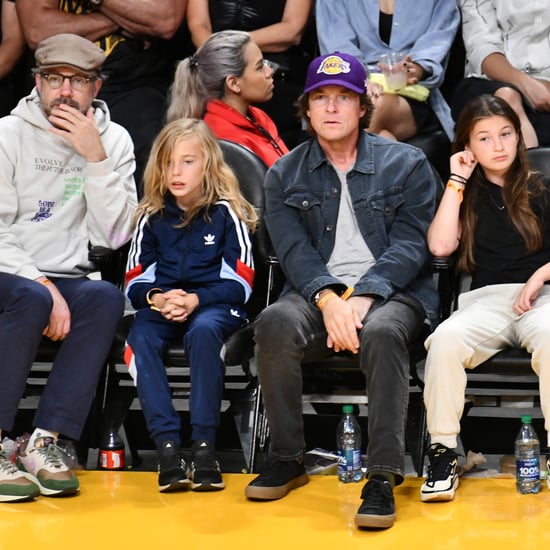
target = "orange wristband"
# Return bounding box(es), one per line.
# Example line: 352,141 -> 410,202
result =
447,181 -> 464,203
317,291 -> 338,310
317,286 -> 355,311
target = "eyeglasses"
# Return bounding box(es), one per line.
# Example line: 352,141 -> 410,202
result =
40,73 -> 96,91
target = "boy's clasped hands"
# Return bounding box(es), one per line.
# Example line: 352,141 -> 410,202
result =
151,289 -> 199,322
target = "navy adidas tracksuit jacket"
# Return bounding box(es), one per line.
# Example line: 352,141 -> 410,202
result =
124,195 -> 254,447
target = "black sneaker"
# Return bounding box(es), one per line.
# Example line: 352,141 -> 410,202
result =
157,441 -> 190,493
354,476 -> 396,529
420,443 -> 459,502
189,440 -> 224,491
245,457 -> 309,500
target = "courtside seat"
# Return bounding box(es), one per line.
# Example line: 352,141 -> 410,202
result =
407,129 -> 451,183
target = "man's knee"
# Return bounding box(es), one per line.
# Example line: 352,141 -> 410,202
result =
10,281 -> 52,317
254,301 -> 301,348
82,280 -> 125,315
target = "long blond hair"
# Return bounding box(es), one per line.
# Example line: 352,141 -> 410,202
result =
136,118 -> 258,231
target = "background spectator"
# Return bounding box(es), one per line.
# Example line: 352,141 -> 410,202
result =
186,0 -> 315,149
0,0 -> 26,117
167,30 -> 288,167
452,1 -> 550,149
316,0 -> 459,142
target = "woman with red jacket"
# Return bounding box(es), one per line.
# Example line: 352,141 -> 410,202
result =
167,30 -> 289,167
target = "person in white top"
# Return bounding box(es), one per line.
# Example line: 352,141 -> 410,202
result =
0,33 -> 136,502
452,0 -> 550,149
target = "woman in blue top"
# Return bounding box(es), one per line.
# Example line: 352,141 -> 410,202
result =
124,118 -> 258,493
316,0 -> 460,142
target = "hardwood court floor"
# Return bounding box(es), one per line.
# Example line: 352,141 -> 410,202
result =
2,471 -> 550,549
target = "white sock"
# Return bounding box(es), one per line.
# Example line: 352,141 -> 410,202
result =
28,428 -> 57,449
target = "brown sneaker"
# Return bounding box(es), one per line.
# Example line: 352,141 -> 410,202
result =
17,436 -> 79,497
0,443 -> 40,502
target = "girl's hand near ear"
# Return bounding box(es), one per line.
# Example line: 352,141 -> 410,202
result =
450,150 -> 477,182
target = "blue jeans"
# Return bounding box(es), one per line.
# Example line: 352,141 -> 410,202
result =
0,273 -> 125,439
254,291 -> 425,485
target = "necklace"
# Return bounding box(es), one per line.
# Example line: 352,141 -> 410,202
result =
487,186 -> 505,211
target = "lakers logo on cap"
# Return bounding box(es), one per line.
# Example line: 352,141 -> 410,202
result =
316,55 -> 351,76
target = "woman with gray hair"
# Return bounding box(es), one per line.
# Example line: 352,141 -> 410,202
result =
167,30 -> 288,167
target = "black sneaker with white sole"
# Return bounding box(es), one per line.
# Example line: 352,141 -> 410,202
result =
157,440 -> 190,493
420,443 -> 459,502
189,440 -> 224,491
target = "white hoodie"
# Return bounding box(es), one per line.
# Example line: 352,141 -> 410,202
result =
0,88 -> 137,280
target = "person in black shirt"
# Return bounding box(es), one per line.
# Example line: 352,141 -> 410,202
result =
420,94 -> 550,503
0,0 -> 26,117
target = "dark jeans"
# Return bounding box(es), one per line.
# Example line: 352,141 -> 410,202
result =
254,291 -> 425,485
0,273 -> 125,439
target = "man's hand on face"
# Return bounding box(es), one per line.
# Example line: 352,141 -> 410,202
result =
48,104 -> 107,162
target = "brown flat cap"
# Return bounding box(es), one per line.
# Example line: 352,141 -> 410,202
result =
35,33 -> 106,75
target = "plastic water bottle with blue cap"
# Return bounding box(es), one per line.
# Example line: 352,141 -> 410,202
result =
515,415 -> 541,494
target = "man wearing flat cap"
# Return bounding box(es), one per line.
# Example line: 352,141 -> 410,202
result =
16,0 -> 188,196
0,33 -> 137,502
245,52 -> 438,530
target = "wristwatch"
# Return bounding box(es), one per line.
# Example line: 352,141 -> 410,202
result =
314,288 -> 334,304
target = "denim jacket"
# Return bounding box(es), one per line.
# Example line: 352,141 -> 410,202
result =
264,133 -> 440,327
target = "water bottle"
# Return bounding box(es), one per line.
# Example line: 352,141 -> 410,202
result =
337,405 -> 363,483
98,430 -> 125,470
515,415 -> 541,494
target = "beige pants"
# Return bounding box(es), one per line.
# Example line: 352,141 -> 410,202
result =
424,284 -> 550,449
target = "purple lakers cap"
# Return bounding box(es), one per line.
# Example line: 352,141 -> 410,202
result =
304,52 -> 367,94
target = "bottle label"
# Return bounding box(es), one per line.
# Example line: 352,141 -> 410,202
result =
516,457 -> 540,483
99,449 -> 125,470
338,448 -> 361,472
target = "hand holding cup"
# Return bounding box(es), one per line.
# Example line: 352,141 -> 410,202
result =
378,51 -> 408,91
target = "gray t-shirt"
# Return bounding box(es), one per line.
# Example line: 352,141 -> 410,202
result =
326,164 -> 375,287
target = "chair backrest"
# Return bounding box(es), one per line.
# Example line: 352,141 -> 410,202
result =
218,139 -> 271,320
528,147 -> 550,184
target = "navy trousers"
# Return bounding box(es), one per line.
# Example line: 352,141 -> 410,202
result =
126,305 -> 245,448
0,273 -> 125,439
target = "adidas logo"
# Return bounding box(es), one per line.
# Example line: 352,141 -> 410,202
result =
204,234 -> 215,246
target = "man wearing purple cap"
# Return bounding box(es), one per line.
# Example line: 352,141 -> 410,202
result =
245,52 -> 438,529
